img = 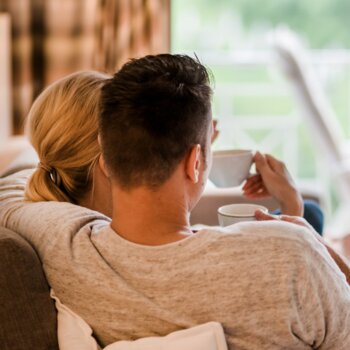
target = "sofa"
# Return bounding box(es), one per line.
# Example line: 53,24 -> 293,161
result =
0,227 -> 59,349
0,144 -> 59,349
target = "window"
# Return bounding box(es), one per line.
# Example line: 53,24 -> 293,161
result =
171,0 -> 350,211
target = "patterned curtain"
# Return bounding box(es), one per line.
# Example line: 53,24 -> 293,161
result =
0,0 -> 170,134
0,0 -> 34,134
94,0 -> 170,73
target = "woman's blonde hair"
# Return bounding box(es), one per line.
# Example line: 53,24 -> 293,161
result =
25,71 -> 110,203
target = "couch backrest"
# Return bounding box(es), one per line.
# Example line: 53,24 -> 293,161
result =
0,227 -> 59,349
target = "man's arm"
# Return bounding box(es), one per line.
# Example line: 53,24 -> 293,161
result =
298,245 -> 350,349
283,222 -> 350,348
255,209 -> 350,285
326,243 -> 350,284
0,170 -> 109,258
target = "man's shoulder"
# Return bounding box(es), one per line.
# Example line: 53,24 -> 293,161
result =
194,220 -> 344,293
200,220 -> 322,259
203,220 -> 313,241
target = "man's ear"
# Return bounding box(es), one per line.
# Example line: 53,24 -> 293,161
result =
186,144 -> 201,183
98,154 -> 110,179
97,134 -> 109,178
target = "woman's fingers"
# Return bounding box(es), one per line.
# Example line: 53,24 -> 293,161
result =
243,180 -> 264,193
243,178 -> 263,192
265,154 -> 286,173
251,151 -> 303,216
244,182 -> 265,195
243,174 -> 261,184
243,175 -> 270,198
255,210 -> 293,221
255,209 -> 310,229
243,174 -> 262,190
245,190 -> 270,199
254,209 -> 276,221
254,152 -> 274,176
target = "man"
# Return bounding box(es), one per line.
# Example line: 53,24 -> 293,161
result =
1,54 -> 350,349
96,54 -> 350,348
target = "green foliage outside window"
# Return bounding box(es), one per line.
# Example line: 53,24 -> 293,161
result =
172,0 -> 350,49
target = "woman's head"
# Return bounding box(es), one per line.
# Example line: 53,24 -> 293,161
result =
25,71 -> 110,204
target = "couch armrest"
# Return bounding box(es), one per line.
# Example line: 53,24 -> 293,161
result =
0,139 -> 37,177
0,227 -> 59,349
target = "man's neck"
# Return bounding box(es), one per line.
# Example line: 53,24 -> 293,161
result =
110,180 -> 193,246
78,162 -> 113,218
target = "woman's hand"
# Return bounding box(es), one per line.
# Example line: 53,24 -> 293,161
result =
255,209 -> 313,233
242,152 -> 303,216
255,210 -> 350,285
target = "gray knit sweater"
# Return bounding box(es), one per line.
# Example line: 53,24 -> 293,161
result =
1,170 -> 350,349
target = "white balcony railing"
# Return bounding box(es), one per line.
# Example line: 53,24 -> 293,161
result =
183,49 -> 350,212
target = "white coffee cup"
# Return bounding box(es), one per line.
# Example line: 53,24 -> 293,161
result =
217,203 -> 268,226
209,149 -> 253,188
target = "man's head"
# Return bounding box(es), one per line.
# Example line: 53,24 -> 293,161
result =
99,54 -> 213,191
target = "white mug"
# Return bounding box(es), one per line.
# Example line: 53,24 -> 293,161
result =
218,203 -> 268,226
209,149 -> 253,188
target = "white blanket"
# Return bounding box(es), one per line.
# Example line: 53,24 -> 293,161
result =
51,290 -> 228,350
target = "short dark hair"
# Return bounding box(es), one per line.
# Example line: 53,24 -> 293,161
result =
99,54 -> 212,189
